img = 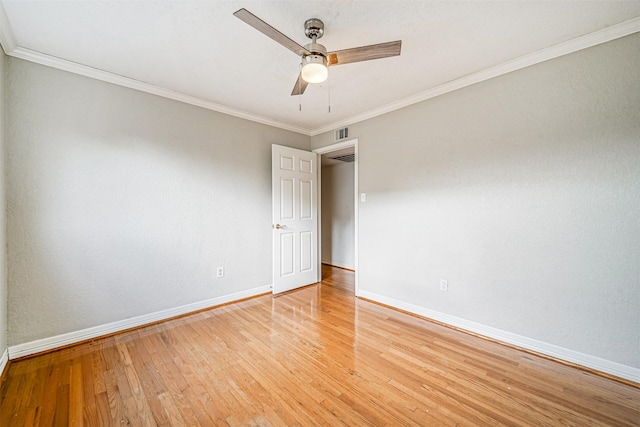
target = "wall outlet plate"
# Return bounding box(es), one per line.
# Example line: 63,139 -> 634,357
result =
440,279 -> 448,291
216,267 -> 224,278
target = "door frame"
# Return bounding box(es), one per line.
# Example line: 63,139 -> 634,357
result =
312,138 -> 359,295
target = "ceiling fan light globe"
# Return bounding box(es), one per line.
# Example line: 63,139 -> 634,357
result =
302,64 -> 328,83
301,55 -> 328,83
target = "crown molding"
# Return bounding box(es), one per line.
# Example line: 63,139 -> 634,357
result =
7,47 -> 311,135
309,16 -> 640,136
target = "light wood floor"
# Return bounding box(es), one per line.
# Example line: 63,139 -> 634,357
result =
1,265 -> 639,426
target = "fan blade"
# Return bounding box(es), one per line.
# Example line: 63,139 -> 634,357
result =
233,9 -> 310,56
291,73 -> 309,96
327,40 -> 401,66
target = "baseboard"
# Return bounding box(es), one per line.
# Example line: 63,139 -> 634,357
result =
358,290 -> 640,385
0,348 -> 8,379
321,260 -> 355,270
322,262 -> 355,272
8,285 -> 271,360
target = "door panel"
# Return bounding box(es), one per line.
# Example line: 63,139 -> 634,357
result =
280,232 -> 295,276
300,180 -> 312,219
281,178 -> 294,219
300,231 -> 312,272
272,145 -> 319,294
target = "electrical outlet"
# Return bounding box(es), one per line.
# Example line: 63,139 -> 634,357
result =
440,279 -> 448,292
216,267 -> 224,278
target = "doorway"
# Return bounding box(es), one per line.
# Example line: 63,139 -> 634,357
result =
313,139 -> 359,295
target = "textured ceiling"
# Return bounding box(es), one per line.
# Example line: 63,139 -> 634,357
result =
1,1 -> 639,135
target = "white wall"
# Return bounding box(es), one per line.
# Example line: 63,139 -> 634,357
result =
6,58 -> 309,347
0,52 -> 7,365
312,33 -> 640,377
321,162 -> 355,269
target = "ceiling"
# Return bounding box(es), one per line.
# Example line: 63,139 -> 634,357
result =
1,1 -> 639,136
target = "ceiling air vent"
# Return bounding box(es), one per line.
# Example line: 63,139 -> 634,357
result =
334,127 -> 349,142
329,153 -> 355,163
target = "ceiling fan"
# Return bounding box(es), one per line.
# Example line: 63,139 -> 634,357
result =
233,8 -> 402,96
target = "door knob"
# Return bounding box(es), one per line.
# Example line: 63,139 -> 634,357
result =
274,224 -> 287,229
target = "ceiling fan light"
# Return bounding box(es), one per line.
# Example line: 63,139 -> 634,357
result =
301,55 -> 328,83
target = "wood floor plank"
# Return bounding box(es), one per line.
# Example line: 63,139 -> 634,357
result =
35,365 -> 62,426
1,265 -> 639,425
53,383 -> 69,427
91,392 -> 111,427
68,362 -> 84,426
157,392 -> 189,426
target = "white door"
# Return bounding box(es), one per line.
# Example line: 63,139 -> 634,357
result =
272,144 -> 319,294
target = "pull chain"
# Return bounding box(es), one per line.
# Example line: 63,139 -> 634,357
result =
298,62 -> 303,111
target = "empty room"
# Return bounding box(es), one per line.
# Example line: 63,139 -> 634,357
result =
0,1 -> 638,425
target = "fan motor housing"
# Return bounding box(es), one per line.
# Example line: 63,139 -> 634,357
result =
304,42 -> 327,56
